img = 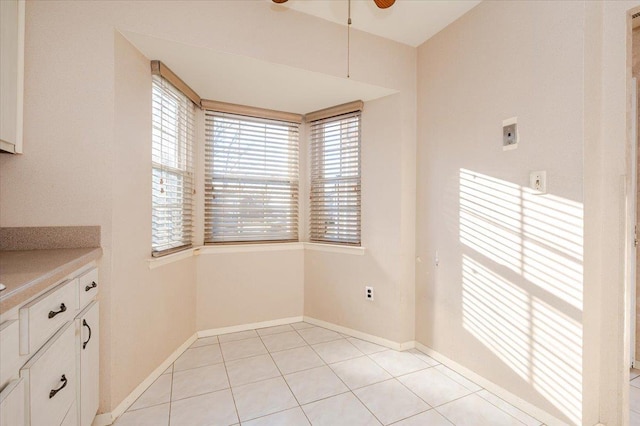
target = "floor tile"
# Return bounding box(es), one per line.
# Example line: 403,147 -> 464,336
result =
169,389 -> 238,426
631,385 -> 640,414
242,407 -> 310,426
437,393 -> 524,426
218,329 -> 259,343
407,349 -> 439,366
190,336 -> 219,348
171,363 -> 229,401
226,354 -> 281,387
297,327 -> 343,345
284,365 -> 349,404
398,368 -> 472,407
257,324 -> 295,336
174,344 -> 223,372
291,322 -> 315,330
232,377 -> 298,422
392,409 -> 453,426
354,379 -> 429,425
632,368 -> 640,381
302,392 -> 381,426
330,356 -> 392,390
312,339 -> 364,364
633,377 -> 640,389
631,409 -> 640,426
129,374 -> 172,410
261,331 -> 308,353
476,390 -> 541,426
221,337 -> 267,361
271,345 -> 325,374
369,350 -> 429,377
114,403 -> 169,426
433,364 -> 482,392
347,338 -> 387,355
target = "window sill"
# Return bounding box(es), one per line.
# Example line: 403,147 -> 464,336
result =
199,242 -> 304,254
148,242 -> 364,269
303,243 -> 365,256
148,248 -> 195,270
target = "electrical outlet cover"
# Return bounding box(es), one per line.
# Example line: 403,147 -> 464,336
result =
529,171 -> 547,194
502,117 -> 518,151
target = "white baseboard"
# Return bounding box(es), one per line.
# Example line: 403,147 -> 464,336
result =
414,342 -> 565,426
303,316 -> 414,351
198,316 -> 304,337
92,332 -> 198,426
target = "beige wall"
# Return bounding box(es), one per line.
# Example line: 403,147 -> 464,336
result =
0,0 -> 416,413
305,91 -> 417,344
416,1 -> 585,424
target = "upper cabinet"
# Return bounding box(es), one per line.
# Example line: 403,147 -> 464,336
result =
0,0 -> 24,154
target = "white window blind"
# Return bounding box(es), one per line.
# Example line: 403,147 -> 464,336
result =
204,111 -> 299,243
310,111 -> 361,245
151,75 -> 195,256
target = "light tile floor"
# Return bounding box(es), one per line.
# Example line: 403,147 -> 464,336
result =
115,322 -> 543,426
631,368 -> 640,425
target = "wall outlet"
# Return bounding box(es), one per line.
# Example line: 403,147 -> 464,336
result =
365,286 -> 374,301
502,117 -> 518,151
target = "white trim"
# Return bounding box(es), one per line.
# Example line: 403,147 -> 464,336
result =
302,316 -> 414,351
198,316 -> 304,337
303,243 -> 365,255
198,243 -> 304,255
93,333 -> 198,426
414,342 -> 564,426
147,248 -> 195,269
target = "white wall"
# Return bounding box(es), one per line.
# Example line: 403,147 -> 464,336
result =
416,1 -> 585,424
0,0 -> 416,413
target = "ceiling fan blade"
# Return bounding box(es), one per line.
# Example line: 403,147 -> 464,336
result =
373,0 -> 395,9
272,0 -> 288,3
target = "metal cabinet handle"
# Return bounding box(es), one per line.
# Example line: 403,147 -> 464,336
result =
85,281 -> 97,292
82,319 -> 92,350
49,374 -> 67,399
48,303 -> 66,319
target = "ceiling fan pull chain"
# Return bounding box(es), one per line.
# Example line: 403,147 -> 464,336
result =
347,0 -> 351,78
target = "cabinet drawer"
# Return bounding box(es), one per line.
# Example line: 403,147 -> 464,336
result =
0,379 -> 25,426
0,320 -> 20,388
19,279 -> 78,355
77,268 -> 98,309
21,322 -> 76,426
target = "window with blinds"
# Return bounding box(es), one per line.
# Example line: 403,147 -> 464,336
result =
309,111 -> 361,245
151,75 -> 195,256
204,111 -> 299,243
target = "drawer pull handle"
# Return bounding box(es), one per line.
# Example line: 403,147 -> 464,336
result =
49,375 -> 67,399
48,303 -> 66,319
82,319 -> 92,349
85,281 -> 97,292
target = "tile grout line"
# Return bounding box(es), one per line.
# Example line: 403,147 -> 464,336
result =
472,388 -> 541,426
167,367 -> 174,426
262,326 -> 315,425
219,337 -> 242,425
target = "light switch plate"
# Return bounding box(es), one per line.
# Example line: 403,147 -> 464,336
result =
503,117 -> 518,151
530,171 -> 547,194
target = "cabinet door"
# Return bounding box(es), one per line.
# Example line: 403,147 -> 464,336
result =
0,379 -> 25,426
76,302 -> 98,426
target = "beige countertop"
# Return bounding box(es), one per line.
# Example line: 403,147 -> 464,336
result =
0,247 -> 102,313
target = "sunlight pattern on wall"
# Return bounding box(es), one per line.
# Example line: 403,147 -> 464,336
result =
459,169 -> 583,425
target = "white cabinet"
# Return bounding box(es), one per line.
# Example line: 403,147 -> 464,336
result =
0,264 -> 99,426
0,0 -> 25,153
0,379 -> 25,426
21,323 -> 76,426
76,302 -> 99,426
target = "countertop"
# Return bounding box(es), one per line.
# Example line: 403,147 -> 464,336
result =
0,247 -> 102,313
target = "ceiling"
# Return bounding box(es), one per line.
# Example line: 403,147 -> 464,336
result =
121,31 -> 398,114
276,0 -> 481,47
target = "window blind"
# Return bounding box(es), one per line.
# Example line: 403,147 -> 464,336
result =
151,75 -> 195,256
309,111 -> 361,245
204,111 -> 299,243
